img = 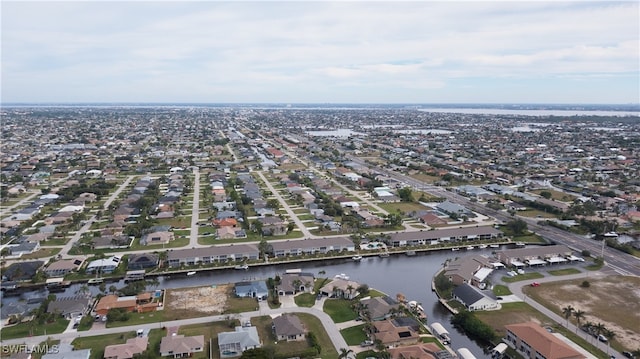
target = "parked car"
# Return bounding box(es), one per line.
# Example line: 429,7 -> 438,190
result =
598,334 -> 608,342
360,340 -> 374,347
531,282 -> 540,287
622,351 -> 634,359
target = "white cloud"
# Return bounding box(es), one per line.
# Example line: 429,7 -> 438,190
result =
1,1 -> 638,103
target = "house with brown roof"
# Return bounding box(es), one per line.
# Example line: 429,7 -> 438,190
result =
505,322 -> 585,359
387,342 -> 443,359
44,258 -> 85,277
142,231 -> 174,246
104,337 -> 148,359
160,334 -> 205,357
95,293 -> 158,316
272,314 -> 306,341
217,226 -> 236,239
372,319 -> 421,348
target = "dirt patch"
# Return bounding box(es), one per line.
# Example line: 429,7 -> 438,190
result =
167,284 -> 230,315
526,275 -> 640,350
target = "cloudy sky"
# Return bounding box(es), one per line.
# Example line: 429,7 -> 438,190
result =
2,1 -> 638,104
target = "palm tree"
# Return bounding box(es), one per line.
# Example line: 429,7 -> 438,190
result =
594,322 -> 606,341
346,284 -> 354,299
603,329 -> 615,354
573,309 -> 586,333
561,305 -> 574,326
338,348 -> 353,359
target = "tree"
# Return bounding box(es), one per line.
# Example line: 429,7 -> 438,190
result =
573,309 -> 585,333
540,191 -> 552,199
562,305 -> 574,326
603,328 -> 616,354
593,322 -> 606,338
506,219 -> 528,235
397,187 -> 414,202
338,348 -> 354,359
109,285 -> 118,294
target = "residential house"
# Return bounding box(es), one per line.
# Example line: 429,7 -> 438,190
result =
85,256 -> 121,274
505,322 -> 585,359
234,281 -> 269,301
94,293 -> 157,316
5,241 -> 40,257
272,314 -> 306,342
258,216 -> 288,236
496,245 -> 573,268
360,296 -> 400,321
277,273 -> 315,296
387,342 -> 444,359
104,337 -> 148,359
217,226 -> 237,240
319,278 -> 360,299
218,326 -> 261,358
42,343 -> 91,359
141,231 -> 174,246
372,319 -> 421,348
127,253 -> 159,270
452,284 -> 499,311
44,258 -> 85,277
160,334 -> 205,358
47,296 -> 92,319
388,227 -> 502,247
444,255 -> 495,287
2,261 -> 44,281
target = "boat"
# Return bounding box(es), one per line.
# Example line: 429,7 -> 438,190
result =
352,255 -> 363,261
186,271 -> 197,276
334,273 -> 350,280
379,252 -> 390,258
234,264 -> 249,270
466,246 -> 474,250
88,278 -> 104,284
489,244 -> 500,248
405,250 -> 416,256
478,244 -> 487,249
451,247 -> 460,251
515,242 -> 526,247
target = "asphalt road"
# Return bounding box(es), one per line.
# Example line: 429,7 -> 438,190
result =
0,299 -> 351,356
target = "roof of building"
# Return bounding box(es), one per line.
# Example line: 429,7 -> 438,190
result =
273,314 -> 306,337
160,334 -> 204,355
453,284 -> 488,306
217,326 -> 261,348
390,226 -> 501,242
104,337 -> 148,359
167,243 -> 259,260
505,322 -> 585,359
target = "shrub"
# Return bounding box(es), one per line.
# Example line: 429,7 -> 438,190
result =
580,280 -> 590,288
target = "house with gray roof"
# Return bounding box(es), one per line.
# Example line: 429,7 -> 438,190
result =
273,314 -> 306,341
167,244 -> 259,267
389,227 -> 502,247
360,296 -> 400,321
235,281 -> 268,301
47,296 -> 92,319
270,236 -> 354,257
452,283 -> 499,311
277,273 -> 315,296
218,326 -> 261,358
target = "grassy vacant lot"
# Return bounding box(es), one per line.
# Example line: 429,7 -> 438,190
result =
323,299 -> 358,323
547,268 -> 581,276
523,275 -> 640,352
72,331 -> 136,359
0,317 -> 69,340
378,202 -> 429,215
340,324 -> 367,345
531,189 -> 576,202
19,247 -> 61,259
502,272 -> 544,283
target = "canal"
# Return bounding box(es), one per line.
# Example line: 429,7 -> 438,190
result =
3,248 -> 502,357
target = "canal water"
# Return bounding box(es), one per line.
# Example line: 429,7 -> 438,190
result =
3,248 -> 503,357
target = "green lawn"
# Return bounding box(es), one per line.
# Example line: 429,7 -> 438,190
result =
502,272 -> 544,283
323,299 -> 358,323
294,293 -> 317,307
493,285 -> 512,296
548,268 -> 581,276
340,324 -> 367,345
107,311 -> 167,328
0,317 -> 69,340
297,313 -> 339,359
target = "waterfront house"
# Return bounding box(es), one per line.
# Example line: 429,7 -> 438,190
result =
388,226 -> 502,247
85,256 -> 121,274
360,296 -> 400,321
444,255 -> 495,287
319,278 -> 360,299
47,295 -> 92,319
452,283 -> 499,311
372,319 -> 420,348
127,253 -> 159,270
272,314 -> 306,342
44,258 -> 85,277
277,273 -> 314,296
387,342 -> 444,359
141,231 -> 174,246
235,281 -> 268,300
166,244 -> 259,267
496,245 -> 573,268
270,236 -> 354,257
2,261 -> 44,281
218,326 -> 261,358
94,293 -> 158,316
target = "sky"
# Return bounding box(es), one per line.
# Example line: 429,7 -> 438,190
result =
1,1 -> 639,104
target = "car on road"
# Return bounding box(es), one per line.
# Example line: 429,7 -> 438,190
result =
598,334 -> 608,342
531,282 -> 540,287
622,352 -> 634,359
